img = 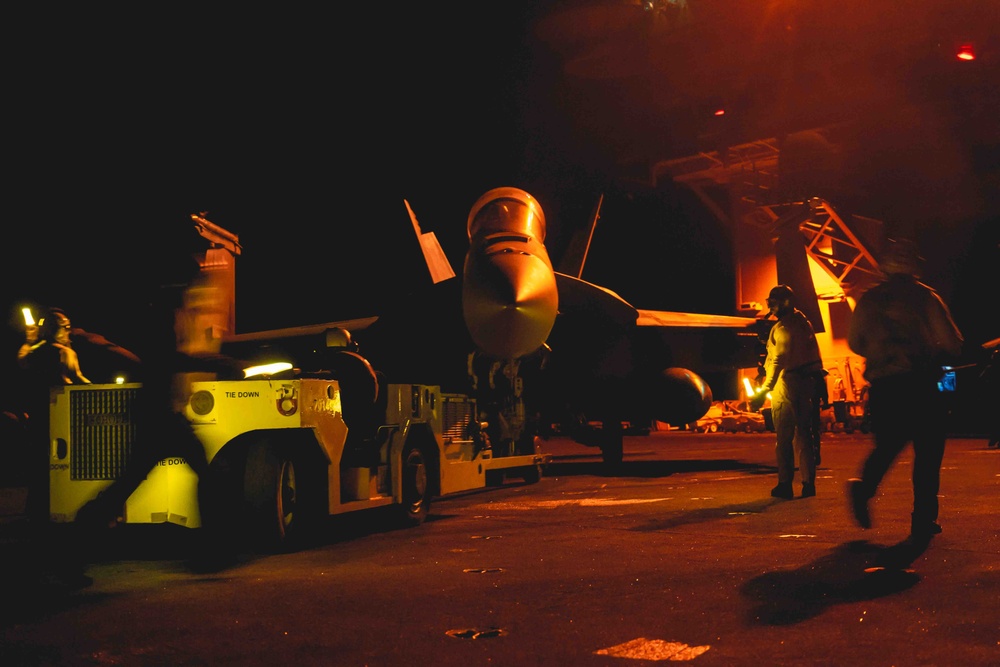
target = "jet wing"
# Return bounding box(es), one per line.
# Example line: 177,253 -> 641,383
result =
220,317 -> 382,368
555,271 -> 759,331
635,310 -> 759,328
553,272 -> 638,327
223,317 -> 380,345
554,270 -> 764,376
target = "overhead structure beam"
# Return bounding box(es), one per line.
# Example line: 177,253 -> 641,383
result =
656,132 -> 883,302
761,198 -> 882,299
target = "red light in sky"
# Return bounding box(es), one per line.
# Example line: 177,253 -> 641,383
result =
713,109 -> 725,116
957,44 -> 975,61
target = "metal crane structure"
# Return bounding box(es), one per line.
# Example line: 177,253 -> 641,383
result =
647,132 -> 885,409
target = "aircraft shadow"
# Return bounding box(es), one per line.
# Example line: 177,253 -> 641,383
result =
542,457 -> 775,479
740,538 -> 928,626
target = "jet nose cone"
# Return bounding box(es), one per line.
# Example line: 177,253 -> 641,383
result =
463,249 -> 558,360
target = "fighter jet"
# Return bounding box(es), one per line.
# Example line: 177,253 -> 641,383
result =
422,187 -> 764,465
222,187 -> 764,466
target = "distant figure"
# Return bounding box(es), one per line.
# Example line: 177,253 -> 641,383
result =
19,306 -> 91,526
20,307 -> 91,385
980,338 -> 999,449
752,285 -> 824,500
847,238 -> 964,541
74,217 -> 243,569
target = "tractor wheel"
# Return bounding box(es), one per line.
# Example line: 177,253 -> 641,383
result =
243,441 -> 312,552
398,443 -> 431,526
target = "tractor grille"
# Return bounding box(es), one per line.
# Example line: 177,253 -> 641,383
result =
441,396 -> 474,442
69,387 -> 140,480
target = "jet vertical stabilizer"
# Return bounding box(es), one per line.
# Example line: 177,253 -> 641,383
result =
557,193 -> 604,279
405,199 -> 456,284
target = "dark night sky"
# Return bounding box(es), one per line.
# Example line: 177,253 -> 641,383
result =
4,3 -> 999,379
5,7 -> 544,337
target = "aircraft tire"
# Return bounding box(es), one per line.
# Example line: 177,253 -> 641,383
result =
520,463 -> 543,485
485,470 -> 505,487
600,437 -> 624,467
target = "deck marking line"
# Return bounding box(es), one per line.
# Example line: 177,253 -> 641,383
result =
595,637 -> 710,661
